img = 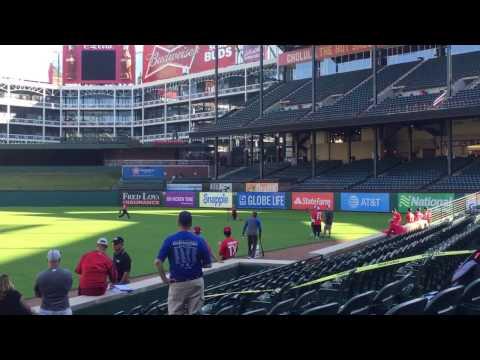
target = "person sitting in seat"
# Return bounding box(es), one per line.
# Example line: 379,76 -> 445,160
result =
218,227 -> 239,262
383,220 -> 407,237
452,250 -> 480,286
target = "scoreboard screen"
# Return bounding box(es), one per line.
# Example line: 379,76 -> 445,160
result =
62,45 -> 135,85
81,50 -> 116,81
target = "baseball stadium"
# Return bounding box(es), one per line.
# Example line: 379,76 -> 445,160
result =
1,44 -> 480,316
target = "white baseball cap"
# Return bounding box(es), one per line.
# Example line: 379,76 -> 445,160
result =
97,238 -> 109,247
47,249 -> 61,262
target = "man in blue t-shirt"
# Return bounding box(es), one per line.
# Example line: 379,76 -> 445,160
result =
154,211 -> 211,315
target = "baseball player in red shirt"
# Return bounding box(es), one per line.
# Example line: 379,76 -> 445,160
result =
423,207 -> 432,224
310,206 -> 321,238
75,238 -> 117,296
218,226 -> 239,262
414,208 -> 424,222
119,202 -> 130,219
391,208 -> 402,225
405,208 -> 415,224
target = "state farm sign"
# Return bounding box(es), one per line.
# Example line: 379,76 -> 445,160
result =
291,192 -> 334,210
142,45 -> 236,83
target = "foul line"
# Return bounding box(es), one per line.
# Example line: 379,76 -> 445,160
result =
203,250 -> 474,298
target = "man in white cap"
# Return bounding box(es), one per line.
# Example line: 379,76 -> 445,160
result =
34,249 -> 73,315
75,238 -> 117,296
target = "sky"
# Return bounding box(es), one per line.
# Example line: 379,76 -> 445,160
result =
0,45 -> 144,82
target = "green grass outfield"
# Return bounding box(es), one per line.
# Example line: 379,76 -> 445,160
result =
0,207 -> 390,298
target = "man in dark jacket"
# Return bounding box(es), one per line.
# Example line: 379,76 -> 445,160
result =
242,211 -> 263,258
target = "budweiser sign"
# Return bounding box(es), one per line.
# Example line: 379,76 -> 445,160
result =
142,45 -> 236,83
145,45 -> 199,81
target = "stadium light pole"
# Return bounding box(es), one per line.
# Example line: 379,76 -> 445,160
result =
214,45 -> 219,179
312,45 -> 317,112
311,130 -> 316,178
447,119 -> 453,176
373,126 -> 379,178
447,45 -> 453,97
408,125 -> 413,162
260,45 -> 264,117
259,134 -> 264,179
372,45 -> 378,105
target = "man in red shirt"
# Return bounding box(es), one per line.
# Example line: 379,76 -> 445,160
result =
312,209 -> 322,240
384,220 -> 407,237
405,208 -> 415,224
423,207 -> 432,224
75,238 -> 117,296
391,208 -> 402,225
218,227 -> 239,262
414,208 -> 424,222
118,202 -> 130,219
310,206 -> 321,238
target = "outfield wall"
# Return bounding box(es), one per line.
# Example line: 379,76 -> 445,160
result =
0,189 -> 467,212
0,191 -> 119,206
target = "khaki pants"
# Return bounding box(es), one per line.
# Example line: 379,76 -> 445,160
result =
168,277 -> 204,315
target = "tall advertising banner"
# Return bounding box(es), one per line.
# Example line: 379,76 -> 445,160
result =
237,192 -> 287,209
122,166 -> 165,180
163,192 -> 196,208
397,193 -> 455,212
199,192 -> 233,209
291,192 -> 334,210
245,183 -> 279,193
341,193 -> 390,212
63,45 -> 135,85
142,45 -> 237,83
120,191 -> 162,207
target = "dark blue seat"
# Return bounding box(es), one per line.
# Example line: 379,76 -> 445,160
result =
385,297 -> 428,315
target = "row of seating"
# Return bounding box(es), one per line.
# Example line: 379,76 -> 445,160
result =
353,156 -> 472,191
292,158 -> 400,191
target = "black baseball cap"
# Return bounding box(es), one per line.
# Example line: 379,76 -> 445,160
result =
178,211 -> 192,227
113,236 -> 124,245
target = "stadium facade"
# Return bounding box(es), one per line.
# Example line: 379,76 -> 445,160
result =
0,45 -> 280,144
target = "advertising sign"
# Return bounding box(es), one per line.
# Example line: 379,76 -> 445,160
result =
142,45 -> 236,83
122,166 -> 165,180
199,192 -> 233,208
341,192 -> 390,212
63,45 -> 135,85
278,45 -> 373,66
166,183 -> 203,191
209,183 -> 233,192
245,183 -> 279,193
291,192 -> 334,210
397,193 -> 455,212
237,192 -> 286,209
239,45 -> 270,64
163,191 -> 195,208
120,191 -> 161,207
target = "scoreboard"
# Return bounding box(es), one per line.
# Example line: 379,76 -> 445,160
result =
63,45 -> 135,85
